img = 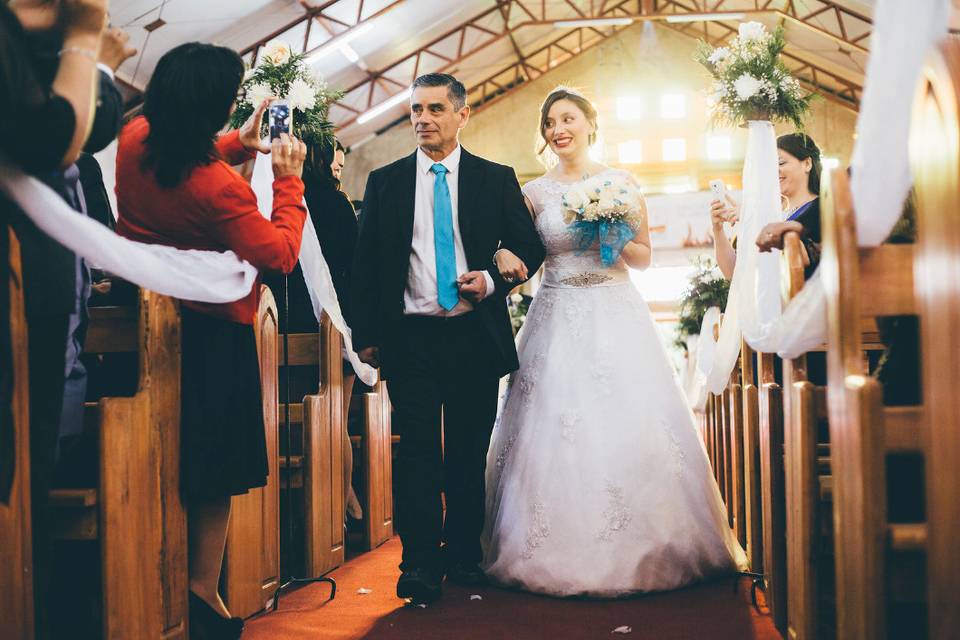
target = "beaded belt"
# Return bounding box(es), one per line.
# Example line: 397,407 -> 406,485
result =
541,269 -> 629,289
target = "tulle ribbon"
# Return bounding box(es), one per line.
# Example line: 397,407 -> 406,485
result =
568,219 -> 636,267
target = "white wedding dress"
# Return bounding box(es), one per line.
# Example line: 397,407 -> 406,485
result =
481,169 -> 747,597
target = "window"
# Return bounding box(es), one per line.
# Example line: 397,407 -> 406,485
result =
706,135 -> 732,161
617,140 -> 643,164
616,96 -> 644,120
660,94 -> 686,119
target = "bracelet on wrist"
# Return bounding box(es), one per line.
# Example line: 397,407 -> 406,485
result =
59,47 -> 98,63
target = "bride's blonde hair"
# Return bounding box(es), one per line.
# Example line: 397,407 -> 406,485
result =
536,85 -> 599,168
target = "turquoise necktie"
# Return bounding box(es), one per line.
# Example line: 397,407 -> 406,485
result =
430,163 -> 459,311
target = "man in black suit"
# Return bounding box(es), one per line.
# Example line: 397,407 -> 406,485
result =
351,73 -> 544,603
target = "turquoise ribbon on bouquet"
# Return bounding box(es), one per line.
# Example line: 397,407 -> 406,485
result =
568,219 -> 636,267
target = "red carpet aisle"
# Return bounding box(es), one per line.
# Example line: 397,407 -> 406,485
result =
243,538 -> 780,639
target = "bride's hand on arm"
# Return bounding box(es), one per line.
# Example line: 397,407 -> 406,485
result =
495,248 -> 528,282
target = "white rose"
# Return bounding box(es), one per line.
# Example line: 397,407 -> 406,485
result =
287,78 -> 317,112
563,185 -> 591,211
262,39 -> 292,65
510,293 -> 523,304
707,47 -> 730,65
733,73 -> 762,101
246,82 -> 273,109
737,21 -> 766,43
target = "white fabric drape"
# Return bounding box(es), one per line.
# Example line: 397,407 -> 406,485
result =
691,0 -> 951,399
0,160 -> 259,303
249,155 -> 377,385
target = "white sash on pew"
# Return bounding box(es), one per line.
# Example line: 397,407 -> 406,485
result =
698,0 -> 951,396
249,154 -> 377,386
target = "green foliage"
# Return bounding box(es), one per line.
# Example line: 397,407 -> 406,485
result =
674,256 -> 730,352
229,52 -> 343,148
694,24 -> 817,130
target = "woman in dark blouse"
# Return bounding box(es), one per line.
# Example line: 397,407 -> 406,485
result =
265,137 -> 363,521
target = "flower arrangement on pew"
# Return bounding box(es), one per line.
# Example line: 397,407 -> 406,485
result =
674,256 -> 730,352
695,21 -> 815,129
230,39 -> 343,145
561,175 -> 644,267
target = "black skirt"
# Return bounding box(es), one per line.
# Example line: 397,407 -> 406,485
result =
180,308 -> 268,501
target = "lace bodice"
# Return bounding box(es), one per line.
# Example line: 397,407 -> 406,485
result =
522,169 -> 633,288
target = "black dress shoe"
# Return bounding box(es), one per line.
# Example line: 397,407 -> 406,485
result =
397,568 -> 443,603
446,563 -> 487,587
189,592 -> 245,640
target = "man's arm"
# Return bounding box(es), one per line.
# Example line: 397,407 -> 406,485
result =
350,171 -> 382,353
489,167 -> 545,297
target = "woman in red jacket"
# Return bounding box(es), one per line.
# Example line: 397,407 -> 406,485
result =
115,42 -> 306,639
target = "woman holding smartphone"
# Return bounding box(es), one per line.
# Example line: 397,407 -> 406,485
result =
710,133 -> 823,280
115,42 -> 307,640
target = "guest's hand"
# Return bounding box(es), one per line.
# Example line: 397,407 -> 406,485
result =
495,249 -> 527,283
239,98 -> 274,154
61,0 -> 108,38
457,271 -> 488,303
99,27 -> 137,72
271,133 -> 306,179
91,280 -> 112,296
710,194 -> 739,228
358,347 -> 380,368
756,221 -> 803,252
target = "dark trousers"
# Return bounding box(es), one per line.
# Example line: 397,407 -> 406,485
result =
388,313 -> 500,574
27,313 -> 69,640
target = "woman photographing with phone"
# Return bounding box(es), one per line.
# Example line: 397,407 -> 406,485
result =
115,42 -> 307,640
710,133 -> 823,280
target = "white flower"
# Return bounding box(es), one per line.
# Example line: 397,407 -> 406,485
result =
733,73 -> 762,101
246,82 -> 273,109
510,293 -> 523,304
707,47 -> 730,65
737,21 -> 766,43
562,185 -> 591,212
287,78 -> 317,112
262,39 -> 292,65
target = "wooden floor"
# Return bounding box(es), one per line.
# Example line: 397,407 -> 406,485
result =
243,538 -> 781,640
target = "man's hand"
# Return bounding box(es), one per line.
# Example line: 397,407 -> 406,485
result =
239,98 -> 274,154
358,347 -> 380,368
457,271 -> 488,303
99,27 -> 137,72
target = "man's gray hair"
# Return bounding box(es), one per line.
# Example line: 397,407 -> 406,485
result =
411,73 -> 467,110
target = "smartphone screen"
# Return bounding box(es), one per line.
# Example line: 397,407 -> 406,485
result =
269,100 -> 291,140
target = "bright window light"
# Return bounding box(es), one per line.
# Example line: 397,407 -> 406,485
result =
662,138 -> 686,162
629,265 -> 697,302
661,178 -> 694,194
660,94 -> 686,119
617,140 -> 643,164
822,156 -> 840,169
706,135 -> 732,160
616,96 -> 644,120
589,136 -> 605,162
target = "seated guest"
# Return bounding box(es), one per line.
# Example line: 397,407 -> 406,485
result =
115,42 -> 307,639
711,133 -> 824,280
264,136 -> 363,522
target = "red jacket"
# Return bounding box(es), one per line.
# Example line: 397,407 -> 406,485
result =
115,116 -> 306,324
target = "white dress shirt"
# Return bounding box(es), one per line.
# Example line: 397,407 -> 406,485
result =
404,145 -> 495,316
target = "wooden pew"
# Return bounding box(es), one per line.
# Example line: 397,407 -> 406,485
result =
0,230 -> 34,638
222,286 -> 280,617
740,341 -> 765,573
58,288 -> 188,639
911,38 -> 960,640
782,232 -> 827,640
757,348 -> 787,634
819,168 -> 925,639
361,379 -> 394,549
727,357 -> 747,545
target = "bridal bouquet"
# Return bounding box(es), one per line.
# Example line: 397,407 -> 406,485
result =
561,175 -> 644,267
695,22 -> 815,129
230,39 -> 343,146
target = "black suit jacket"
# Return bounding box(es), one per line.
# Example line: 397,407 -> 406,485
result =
351,148 -> 545,379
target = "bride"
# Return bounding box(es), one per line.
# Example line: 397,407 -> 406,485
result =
481,87 -> 747,597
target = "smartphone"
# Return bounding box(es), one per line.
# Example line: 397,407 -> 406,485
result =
269,99 -> 291,141
708,179 -> 726,200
